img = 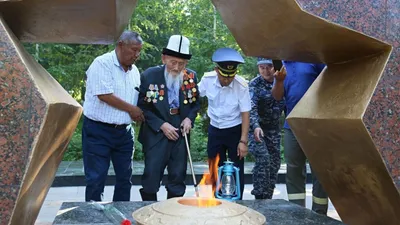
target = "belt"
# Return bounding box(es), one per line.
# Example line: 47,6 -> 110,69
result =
87,117 -> 129,129
169,108 -> 180,115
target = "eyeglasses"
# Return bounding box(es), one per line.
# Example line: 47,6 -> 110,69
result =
168,60 -> 187,68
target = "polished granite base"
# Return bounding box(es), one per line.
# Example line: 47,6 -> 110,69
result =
53,199 -> 344,225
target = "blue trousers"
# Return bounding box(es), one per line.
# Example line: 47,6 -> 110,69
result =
207,124 -> 245,200
82,116 -> 134,202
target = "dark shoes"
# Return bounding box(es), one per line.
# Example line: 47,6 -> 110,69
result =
167,192 -> 183,199
255,195 -> 267,200
139,188 -> 157,201
255,194 -> 273,200
139,188 -> 184,201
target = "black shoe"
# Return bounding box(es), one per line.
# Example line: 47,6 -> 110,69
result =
167,192 -> 183,199
313,209 -> 328,215
139,188 -> 157,201
255,195 -> 267,200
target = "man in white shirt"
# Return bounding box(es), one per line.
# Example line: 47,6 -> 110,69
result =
82,31 -> 144,202
198,47 -> 251,200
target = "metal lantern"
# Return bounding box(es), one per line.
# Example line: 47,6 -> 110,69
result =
215,160 -> 241,201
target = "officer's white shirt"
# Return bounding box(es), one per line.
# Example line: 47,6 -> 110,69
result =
83,50 -> 140,125
198,71 -> 251,129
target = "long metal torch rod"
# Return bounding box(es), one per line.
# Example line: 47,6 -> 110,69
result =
183,131 -> 200,197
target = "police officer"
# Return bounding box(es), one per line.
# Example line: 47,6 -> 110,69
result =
249,58 -> 285,199
272,61 -> 328,214
198,47 -> 251,200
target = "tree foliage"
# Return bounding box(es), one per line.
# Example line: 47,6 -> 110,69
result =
23,0 -> 263,161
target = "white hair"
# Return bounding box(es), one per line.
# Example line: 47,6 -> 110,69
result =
165,71 -> 183,91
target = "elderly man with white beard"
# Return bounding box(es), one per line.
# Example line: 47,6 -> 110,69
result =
137,35 -> 200,201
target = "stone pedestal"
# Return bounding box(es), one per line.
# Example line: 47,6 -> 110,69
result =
297,0 -> 400,191
211,0 -> 400,224
53,200 -> 344,225
0,0 -> 138,224
0,16 -> 83,225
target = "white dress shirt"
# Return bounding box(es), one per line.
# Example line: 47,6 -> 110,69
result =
83,50 -> 140,125
198,71 -> 251,129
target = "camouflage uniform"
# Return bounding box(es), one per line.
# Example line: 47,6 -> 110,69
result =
249,75 -> 285,199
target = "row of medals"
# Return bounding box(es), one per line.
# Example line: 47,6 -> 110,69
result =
145,84 -> 164,103
183,78 -> 197,104
145,80 -> 197,104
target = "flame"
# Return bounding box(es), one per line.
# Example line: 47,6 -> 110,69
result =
196,154 -> 220,207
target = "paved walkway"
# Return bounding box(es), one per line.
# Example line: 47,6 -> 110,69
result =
35,184 -> 340,224
56,161 -> 311,177
54,161 -> 313,186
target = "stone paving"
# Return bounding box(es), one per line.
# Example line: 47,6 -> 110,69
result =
53,161 -> 311,187
34,162 -> 329,224
35,184 -> 340,225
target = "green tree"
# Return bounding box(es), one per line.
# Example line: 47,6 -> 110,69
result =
23,0 -> 264,161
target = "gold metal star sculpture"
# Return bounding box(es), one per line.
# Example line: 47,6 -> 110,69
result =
212,0 -> 400,224
0,1 -> 137,224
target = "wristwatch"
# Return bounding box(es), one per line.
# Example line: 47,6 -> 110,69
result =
239,140 -> 248,145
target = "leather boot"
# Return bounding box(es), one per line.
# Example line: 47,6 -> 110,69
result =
255,194 -> 267,200
167,192 -> 183,199
139,188 -> 157,201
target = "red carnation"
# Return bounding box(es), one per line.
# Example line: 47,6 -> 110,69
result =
121,219 -> 131,225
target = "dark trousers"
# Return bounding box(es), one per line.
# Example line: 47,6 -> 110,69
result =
141,115 -> 187,197
249,128 -> 281,199
82,116 -> 134,202
207,124 -> 244,200
284,128 -> 328,214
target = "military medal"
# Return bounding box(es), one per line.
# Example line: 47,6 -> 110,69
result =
146,91 -> 151,98
159,89 -> 164,96
154,84 -> 159,91
180,70 -> 197,105
153,99 -> 157,103
149,84 -> 154,90
160,84 -> 165,89
147,98 -> 151,102
159,96 -> 164,101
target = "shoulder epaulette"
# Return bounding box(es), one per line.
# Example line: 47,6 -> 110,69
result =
203,70 -> 217,78
235,75 -> 249,87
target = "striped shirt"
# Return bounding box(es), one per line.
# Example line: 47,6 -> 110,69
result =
83,50 -> 140,125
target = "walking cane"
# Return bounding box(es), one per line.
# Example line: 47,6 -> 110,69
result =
182,127 -> 200,197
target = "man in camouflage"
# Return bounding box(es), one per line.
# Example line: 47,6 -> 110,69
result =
249,58 -> 285,199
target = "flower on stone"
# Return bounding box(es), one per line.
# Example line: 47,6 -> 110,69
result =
121,219 -> 132,225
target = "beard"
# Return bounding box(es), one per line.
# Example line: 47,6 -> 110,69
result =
165,71 -> 183,90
